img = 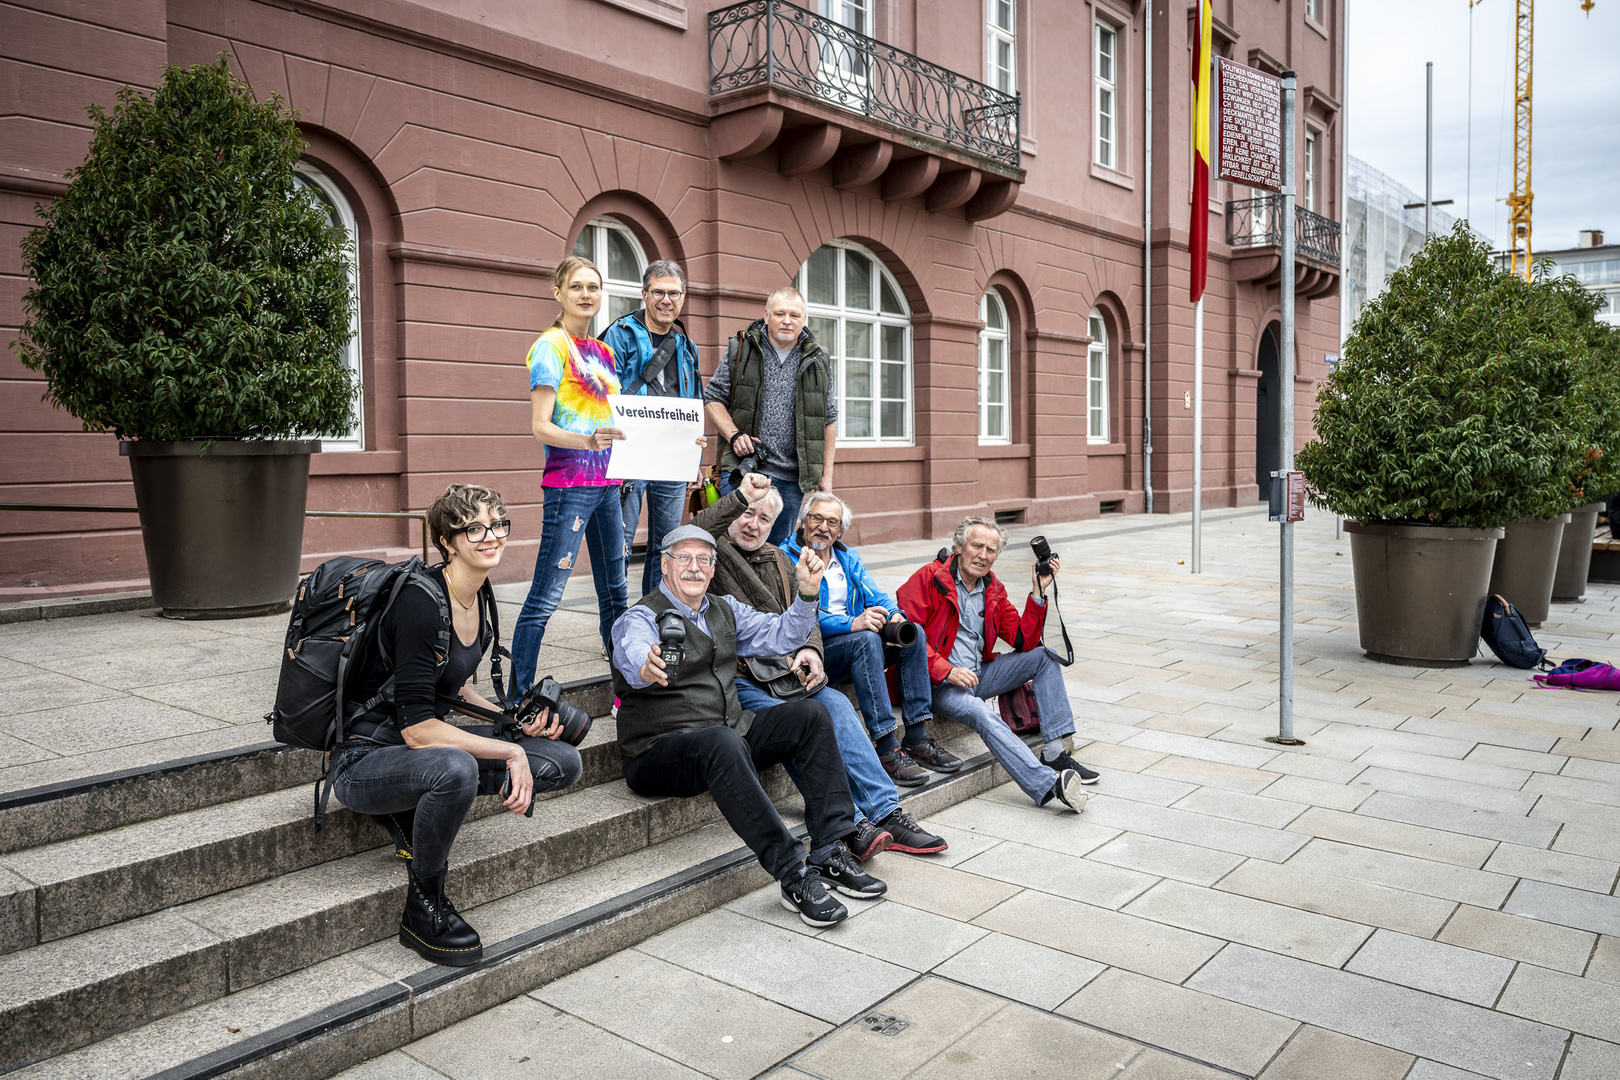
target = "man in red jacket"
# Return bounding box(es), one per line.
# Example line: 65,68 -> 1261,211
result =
896,516 -> 1098,812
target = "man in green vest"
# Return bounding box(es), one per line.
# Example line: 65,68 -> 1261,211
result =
703,286 -> 837,546
609,522 -> 886,927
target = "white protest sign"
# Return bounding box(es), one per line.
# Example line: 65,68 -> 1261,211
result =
604,394 -> 704,483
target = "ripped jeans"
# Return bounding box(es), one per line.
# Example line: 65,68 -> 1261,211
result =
510,484 -> 627,698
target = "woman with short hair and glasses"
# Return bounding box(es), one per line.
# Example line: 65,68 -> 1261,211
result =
331,484 -> 585,968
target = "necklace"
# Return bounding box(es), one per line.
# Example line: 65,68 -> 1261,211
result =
443,567 -> 478,610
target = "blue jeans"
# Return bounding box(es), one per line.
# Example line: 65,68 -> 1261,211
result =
720,472 -> 803,547
929,648 -> 1076,805
821,629 -> 934,740
511,485 -> 627,698
736,677 -> 901,828
620,479 -> 687,596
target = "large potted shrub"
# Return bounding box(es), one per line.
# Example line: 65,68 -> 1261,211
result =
17,58 -> 357,618
1298,224 -> 1588,664
1550,290 -> 1620,602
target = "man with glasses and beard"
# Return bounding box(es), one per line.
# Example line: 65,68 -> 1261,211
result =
609,523 -> 887,927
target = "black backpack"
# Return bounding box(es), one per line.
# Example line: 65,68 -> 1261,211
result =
266,555 -> 507,825
1481,593 -> 1549,670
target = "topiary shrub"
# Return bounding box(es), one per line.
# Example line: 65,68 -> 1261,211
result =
15,56 -> 357,441
1297,222 -> 1591,529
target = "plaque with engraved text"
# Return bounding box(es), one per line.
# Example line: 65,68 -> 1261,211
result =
1215,58 -> 1282,192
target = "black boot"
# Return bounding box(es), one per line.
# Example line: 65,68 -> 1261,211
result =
399,867 -> 483,967
376,808 -> 416,862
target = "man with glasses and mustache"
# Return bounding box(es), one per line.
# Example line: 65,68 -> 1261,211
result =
610,523 -> 886,927
604,260 -> 704,596
783,492 -> 954,789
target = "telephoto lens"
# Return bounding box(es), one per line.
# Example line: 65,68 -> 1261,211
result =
879,619 -> 920,648
1030,534 -> 1053,578
522,676 -> 593,747
657,608 -> 686,681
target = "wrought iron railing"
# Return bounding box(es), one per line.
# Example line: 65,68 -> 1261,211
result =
709,0 -> 1022,169
1226,198 -> 1342,265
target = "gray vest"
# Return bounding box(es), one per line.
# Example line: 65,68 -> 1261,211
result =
612,592 -> 752,758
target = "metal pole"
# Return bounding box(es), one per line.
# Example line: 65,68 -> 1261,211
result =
1425,60 -> 1433,239
1276,71 -> 1299,745
1143,0 -> 1154,514
1191,296 -> 1203,573
1337,1 -> 1348,544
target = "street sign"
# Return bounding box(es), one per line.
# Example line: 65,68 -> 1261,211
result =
1215,58 -> 1282,192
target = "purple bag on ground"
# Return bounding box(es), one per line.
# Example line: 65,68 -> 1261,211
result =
1534,659 -> 1620,690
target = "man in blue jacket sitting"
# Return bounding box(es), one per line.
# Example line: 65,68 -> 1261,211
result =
603,259 -> 703,596
783,492 -> 961,788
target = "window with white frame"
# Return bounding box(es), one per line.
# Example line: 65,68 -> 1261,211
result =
795,241 -> 912,445
1095,20 -> 1119,169
987,0 -> 1016,96
1304,130 -> 1318,212
979,291 -> 1011,444
818,0 -> 871,90
1306,0 -> 1320,23
572,218 -> 647,337
294,163 -> 363,451
1087,310 -> 1109,442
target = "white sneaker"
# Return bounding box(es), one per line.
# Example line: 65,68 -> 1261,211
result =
1051,769 -> 1089,813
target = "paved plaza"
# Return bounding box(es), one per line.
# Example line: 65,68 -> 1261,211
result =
3,507 -> 1618,1079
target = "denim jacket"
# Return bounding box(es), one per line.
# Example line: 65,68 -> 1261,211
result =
780,533 -> 904,638
602,311 -> 701,399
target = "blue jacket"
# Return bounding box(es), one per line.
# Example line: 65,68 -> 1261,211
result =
781,532 -> 904,638
602,311 -> 701,399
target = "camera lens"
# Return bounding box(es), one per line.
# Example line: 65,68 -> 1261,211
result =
1030,535 -> 1052,561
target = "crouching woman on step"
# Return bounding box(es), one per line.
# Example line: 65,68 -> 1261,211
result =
331,484 -> 585,966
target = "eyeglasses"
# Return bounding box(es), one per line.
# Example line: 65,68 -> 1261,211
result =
646,288 -> 684,301
803,513 -> 843,530
664,552 -> 716,568
453,519 -> 511,543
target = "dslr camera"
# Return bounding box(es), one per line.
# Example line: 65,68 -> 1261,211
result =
496,676 -> 593,747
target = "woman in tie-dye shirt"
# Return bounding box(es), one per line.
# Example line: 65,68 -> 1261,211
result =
510,256 -> 629,696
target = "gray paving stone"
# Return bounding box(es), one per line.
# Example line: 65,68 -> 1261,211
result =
1301,725 -> 1477,762
1216,858 -> 1456,937
637,909 -> 914,1024
1171,786 -> 1307,828
1124,879 -> 1373,966
1398,714 -> 1559,753
859,849 -> 1022,923
802,898 -> 987,972
1437,906 -> 1596,975
1116,1049 -> 1234,1079
1344,929 -> 1515,1006
1504,879 -> 1620,937
330,1051 -> 446,1079
1405,1062 -> 1494,1080
1497,963 -> 1620,1043
1187,943 -> 1569,1080
1352,768 -> 1540,816
1562,756 -> 1620,785
905,987 -> 1150,1080
1354,791 -> 1559,847
956,839 -> 1158,909
1256,1025 -> 1416,1080
1355,748 -> 1533,790
973,888 -> 1224,983
535,950 -> 830,1080
1061,767 -> 1198,807
1057,967 -> 1299,1076
1261,751 -> 1371,785
1258,773 -> 1374,812
1286,808 -> 1501,868
1086,832 -> 1246,886
1559,1035 -> 1620,1080
928,796 -> 1123,859
1077,795 -> 1309,862
1464,744 -> 1569,773
1586,935 -> 1620,984
1286,839 -> 1517,908
1484,843 -> 1619,893
1121,728 -> 1282,769
1524,773 -> 1620,808
932,931 -> 1106,1011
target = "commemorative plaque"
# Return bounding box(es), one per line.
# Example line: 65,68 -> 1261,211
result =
1215,58 -> 1282,192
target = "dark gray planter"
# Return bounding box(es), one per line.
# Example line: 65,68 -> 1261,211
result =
121,440 -> 318,619
1488,514 -> 1571,627
1344,521 -> 1503,666
1552,502 -> 1604,602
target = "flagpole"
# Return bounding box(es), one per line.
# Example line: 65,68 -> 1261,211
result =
1192,297 -> 1203,573
1189,0 -> 1212,574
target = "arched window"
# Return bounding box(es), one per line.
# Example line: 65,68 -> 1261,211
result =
1087,308 -> 1109,443
979,291 -> 1011,444
293,162 -> 363,451
795,241 -> 912,445
573,217 -> 647,337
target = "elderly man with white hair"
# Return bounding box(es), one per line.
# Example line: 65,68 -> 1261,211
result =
609,521 -> 886,927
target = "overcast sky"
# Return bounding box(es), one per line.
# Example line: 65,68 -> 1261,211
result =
1347,0 -> 1619,256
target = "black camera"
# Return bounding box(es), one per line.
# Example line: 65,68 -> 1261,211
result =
879,619 -> 920,648
497,676 -> 592,747
657,608 -> 686,680
1030,534 -> 1054,579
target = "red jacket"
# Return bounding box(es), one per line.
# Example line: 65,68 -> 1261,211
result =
895,553 -> 1049,685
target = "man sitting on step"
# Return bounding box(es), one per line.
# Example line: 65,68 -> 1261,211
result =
610,523 -> 886,927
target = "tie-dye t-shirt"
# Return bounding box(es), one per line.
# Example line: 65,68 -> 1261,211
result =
525,328 -> 621,488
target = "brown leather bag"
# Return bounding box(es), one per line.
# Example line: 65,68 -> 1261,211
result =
998,681 -> 1042,735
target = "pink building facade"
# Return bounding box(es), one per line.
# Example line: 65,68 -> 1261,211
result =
0,0 -> 1344,595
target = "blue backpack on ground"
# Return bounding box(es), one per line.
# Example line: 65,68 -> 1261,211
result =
1480,594 -> 1548,669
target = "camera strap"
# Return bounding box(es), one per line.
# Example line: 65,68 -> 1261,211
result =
1042,580 -> 1075,667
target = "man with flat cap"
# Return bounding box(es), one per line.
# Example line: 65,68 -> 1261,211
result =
609,522 -> 885,927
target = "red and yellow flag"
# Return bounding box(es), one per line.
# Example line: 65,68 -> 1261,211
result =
1190,0 -> 1213,302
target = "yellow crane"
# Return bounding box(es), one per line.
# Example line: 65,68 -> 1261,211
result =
1475,0 -> 1596,281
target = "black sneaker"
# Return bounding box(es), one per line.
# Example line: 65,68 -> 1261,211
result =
1043,749 -> 1101,784
879,746 -> 929,787
879,807 -> 948,855
849,819 -> 894,862
811,844 -> 888,899
780,869 -> 849,927
904,736 -> 963,773
1047,768 -> 1089,813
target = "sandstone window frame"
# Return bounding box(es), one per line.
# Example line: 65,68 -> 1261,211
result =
294,161 -> 364,452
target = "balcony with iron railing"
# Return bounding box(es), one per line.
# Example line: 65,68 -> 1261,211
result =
707,0 -> 1024,220
1225,197 -> 1343,298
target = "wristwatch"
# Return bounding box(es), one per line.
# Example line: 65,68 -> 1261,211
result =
798,590 -> 820,602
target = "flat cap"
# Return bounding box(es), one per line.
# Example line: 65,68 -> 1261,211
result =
661,523 -> 717,550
